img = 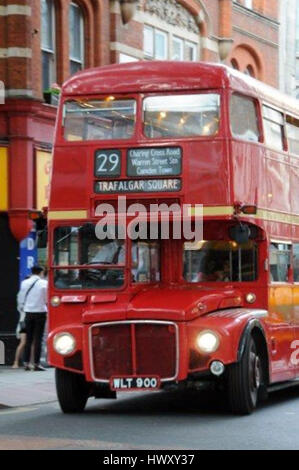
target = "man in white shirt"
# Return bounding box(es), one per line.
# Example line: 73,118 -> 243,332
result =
17,266 -> 48,371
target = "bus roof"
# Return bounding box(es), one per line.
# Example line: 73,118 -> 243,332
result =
62,61 -> 299,117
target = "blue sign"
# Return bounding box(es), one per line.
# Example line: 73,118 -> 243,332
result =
19,230 -> 38,284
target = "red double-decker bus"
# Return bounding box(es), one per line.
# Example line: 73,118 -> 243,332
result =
47,61 -> 299,415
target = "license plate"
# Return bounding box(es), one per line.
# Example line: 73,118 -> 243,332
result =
110,376 -> 160,391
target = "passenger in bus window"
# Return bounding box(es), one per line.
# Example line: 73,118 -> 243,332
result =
203,259 -> 230,282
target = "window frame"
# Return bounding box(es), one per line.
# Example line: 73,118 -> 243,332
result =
229,92 -> 262,143
142,90 -> 222,141
182,239 -> 259,284
69,2 -> 85,74
172,36 -> 184,61
185,41 -> 197,62
262,103 -> 287,152
286,114 -> 299,157
62,96 -> 138,143
51,223 -> 128,292
131,239 -> 161,285
269,241 -> 292,284
293,243 -> 299,284
41,0 -> 56,91
143,25 -> 198,62
155,29 -> 168,60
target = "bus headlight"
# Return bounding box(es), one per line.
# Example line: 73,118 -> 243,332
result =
196,330 -> 220,354
53,332 -> 76,356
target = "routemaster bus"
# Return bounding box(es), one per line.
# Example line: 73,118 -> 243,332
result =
47,61 -> 299,414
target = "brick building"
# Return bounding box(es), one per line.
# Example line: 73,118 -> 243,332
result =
0,0 -> 279,363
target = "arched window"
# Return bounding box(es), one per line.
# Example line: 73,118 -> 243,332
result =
142,0 -> 200,63
41,0 -> 56,91
244,65 -> 255,77
231,59 -> 239,70
69,3 -> 84,74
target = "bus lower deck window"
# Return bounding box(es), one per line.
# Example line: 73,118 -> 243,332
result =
183,240 -> 258,283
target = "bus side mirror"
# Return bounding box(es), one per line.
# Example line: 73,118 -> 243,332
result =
229,224 -> 251,244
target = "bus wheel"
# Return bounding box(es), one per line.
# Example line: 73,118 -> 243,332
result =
227,337 -> 262,415
55,368 -> 89,413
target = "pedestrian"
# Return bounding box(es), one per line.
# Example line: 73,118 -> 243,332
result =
12,322 -> 27,368
17,266 -> 48,371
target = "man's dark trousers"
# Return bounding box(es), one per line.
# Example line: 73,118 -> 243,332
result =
24,313 -> 47,365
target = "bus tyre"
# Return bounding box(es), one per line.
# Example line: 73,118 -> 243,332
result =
227,337 -> 262,415
55,368 -> 89,413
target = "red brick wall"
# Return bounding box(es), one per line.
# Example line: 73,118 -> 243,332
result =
228,1 -> 279,86
0,0 -> 280,99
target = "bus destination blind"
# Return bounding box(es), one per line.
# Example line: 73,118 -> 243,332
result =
94,179 -> 181,193
127,147 -> 182,177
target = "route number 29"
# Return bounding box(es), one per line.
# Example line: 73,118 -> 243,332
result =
95,149 -> 121,177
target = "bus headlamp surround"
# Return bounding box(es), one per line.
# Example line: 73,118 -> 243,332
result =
196,330 -> 220,354
53,332 -> 76,356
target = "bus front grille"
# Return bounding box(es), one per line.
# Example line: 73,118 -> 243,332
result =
90,321 -> 178,382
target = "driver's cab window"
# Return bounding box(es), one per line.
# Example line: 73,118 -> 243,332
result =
131,240 -> 160,283
88,240 -> 125,265
53,225 -> 125,290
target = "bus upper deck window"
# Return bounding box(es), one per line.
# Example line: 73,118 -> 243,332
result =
143,94 -> 220,139
263,105 -> 285,151
286,115 -> 299,156
63,98 -> 136,141
294,244 -> 299,282
230,94 -> 260,142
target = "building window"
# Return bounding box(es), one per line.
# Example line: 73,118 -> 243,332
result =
144,26 -> 167,60
144,26 -> 197,62
172,37 -> 184,61
41,0 -> 56,91
231,59 -> 239,70
155,30 -> 168,60
185,42 -> 197,62
230,94 -> 260,142
263,105 -> 285,151
244,65 -> 255,77
69,3 -> 84,75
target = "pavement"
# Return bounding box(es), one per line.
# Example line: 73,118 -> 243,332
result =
0,366 -> 56,408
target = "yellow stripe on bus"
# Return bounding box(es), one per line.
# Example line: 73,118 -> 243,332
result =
48,210 -> 88,220
189,206 -> 299,225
